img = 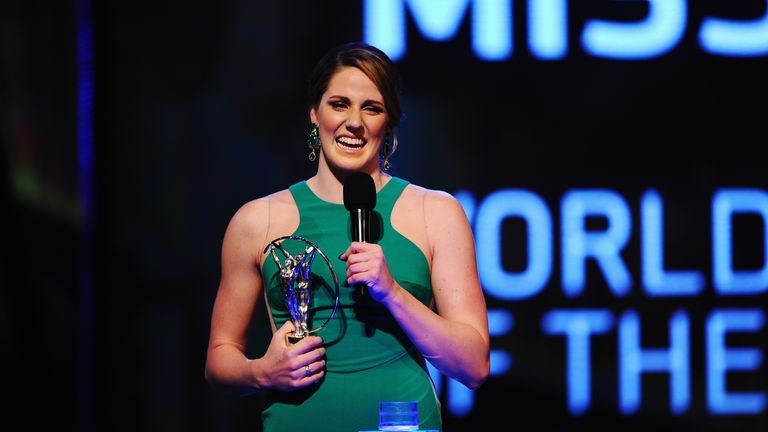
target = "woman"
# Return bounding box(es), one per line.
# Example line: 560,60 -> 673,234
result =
205,42 -> 489,431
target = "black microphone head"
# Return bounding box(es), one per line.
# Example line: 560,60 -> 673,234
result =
343,172 -> 376,211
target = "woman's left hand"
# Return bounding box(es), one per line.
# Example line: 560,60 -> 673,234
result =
339,242 -> 400,304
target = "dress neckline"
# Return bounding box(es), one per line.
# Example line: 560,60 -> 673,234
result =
300,176 -> 403,207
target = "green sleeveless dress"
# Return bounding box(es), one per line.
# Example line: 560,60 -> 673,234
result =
261,177 -> 442,432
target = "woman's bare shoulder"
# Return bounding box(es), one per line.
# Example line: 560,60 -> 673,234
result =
403,185 -> 472,254
227,189 -> 294,234
402,183 -> 464,215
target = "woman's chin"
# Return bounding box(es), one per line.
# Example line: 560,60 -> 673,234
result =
326,158 -> 379,174
324,148 -> 378,172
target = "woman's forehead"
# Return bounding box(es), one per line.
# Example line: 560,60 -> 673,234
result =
324,67 -> 383,101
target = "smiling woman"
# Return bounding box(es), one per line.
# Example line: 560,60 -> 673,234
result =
204,42 -> 490,432
310,66 -> 389,175
306,42 -> 403,178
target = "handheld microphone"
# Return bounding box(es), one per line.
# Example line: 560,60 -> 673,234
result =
343,172 -> 376,303
344,172 -> 377,337
343,172 -> 376,244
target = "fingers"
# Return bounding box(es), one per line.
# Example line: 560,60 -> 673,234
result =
272,322 -> 297,348
276,320 -> 295,335
346,266 -> 375,286
291,334 -> 324,352
345,251 -> 378,266
288,344 -> 327,386
281,333 -> 325,364
275,322 -> 324,349
300,358 -> 327,380
297,363 -> 326,386
292,355 -> 327,379
344,251 -> 386,286
271,334 -> 327,390
339,242 -> 379,261
346,260 -> 374,275
341,243 -> 384,275
292,336 -> 325,364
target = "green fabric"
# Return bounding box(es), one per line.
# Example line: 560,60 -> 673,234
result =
261,177 -> 441,432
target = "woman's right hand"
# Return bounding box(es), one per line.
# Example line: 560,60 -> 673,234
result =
253,321 -> 326,391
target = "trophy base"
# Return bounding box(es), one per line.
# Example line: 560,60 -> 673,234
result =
286,332 -> 306,345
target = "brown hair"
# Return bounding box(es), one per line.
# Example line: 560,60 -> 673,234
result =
307,42 -> 403,132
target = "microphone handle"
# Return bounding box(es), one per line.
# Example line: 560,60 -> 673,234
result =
351,208 -> 376,337
351,208 -> 369,243
351,208 -> 370,296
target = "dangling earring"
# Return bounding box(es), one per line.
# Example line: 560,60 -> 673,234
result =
381,133 -> 391,170
307,123 -> 320,161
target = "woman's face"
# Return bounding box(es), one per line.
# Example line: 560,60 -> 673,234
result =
310,66 -> 389,174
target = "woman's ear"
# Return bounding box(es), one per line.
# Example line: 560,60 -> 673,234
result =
310,107 -> 318,125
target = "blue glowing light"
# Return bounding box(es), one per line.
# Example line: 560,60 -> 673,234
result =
700,1 -> 768,57
364,0 -> 407,60
427,361 -> 442,396
706,309 -> 766,414
405,0 -> 472,41
641,189 -> 705,296
364,0 -> 768,60
528,0 -> 567,59
77,0 -> 95,429
449,187 -> 767,417
488,309 -> 514,336
472,0 -> 513,60
476,189 -> 553,300
364,0 -> 512,61
561,190 -> 632,298
619,310 -> 691,415
581,0 -> 687,59
712,189 -> 768,295
490,350 -> 512,376
489,308 -> 514,375
448,377 -> 475,416
541,309 -> 614,415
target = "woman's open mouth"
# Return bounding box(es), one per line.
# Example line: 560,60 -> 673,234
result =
336,136 -> 366,151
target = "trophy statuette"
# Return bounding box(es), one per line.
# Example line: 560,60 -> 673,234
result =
264,235 -> 340,344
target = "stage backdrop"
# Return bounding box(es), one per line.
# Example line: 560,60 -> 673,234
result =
3,1 -> 766,431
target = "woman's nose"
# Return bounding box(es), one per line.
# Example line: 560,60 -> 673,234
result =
345,109 -> 363,130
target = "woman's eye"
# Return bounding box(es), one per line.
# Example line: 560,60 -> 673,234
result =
330,101 -> 347,109
365,106 -> 384,114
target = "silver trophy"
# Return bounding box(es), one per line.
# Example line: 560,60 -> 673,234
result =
264,235 -> 340,344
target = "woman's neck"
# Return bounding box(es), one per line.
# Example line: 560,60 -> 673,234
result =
308,162 -> 389,204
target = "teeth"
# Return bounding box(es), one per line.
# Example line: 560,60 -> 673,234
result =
336,136 -> 365,146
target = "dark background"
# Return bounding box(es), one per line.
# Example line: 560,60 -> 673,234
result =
1,0 -> 766,431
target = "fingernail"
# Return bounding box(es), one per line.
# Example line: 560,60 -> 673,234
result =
338,254 -> 345,260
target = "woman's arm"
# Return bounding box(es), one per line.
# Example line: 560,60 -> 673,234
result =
204,199 -> 326,395
341,190 -> 490,389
